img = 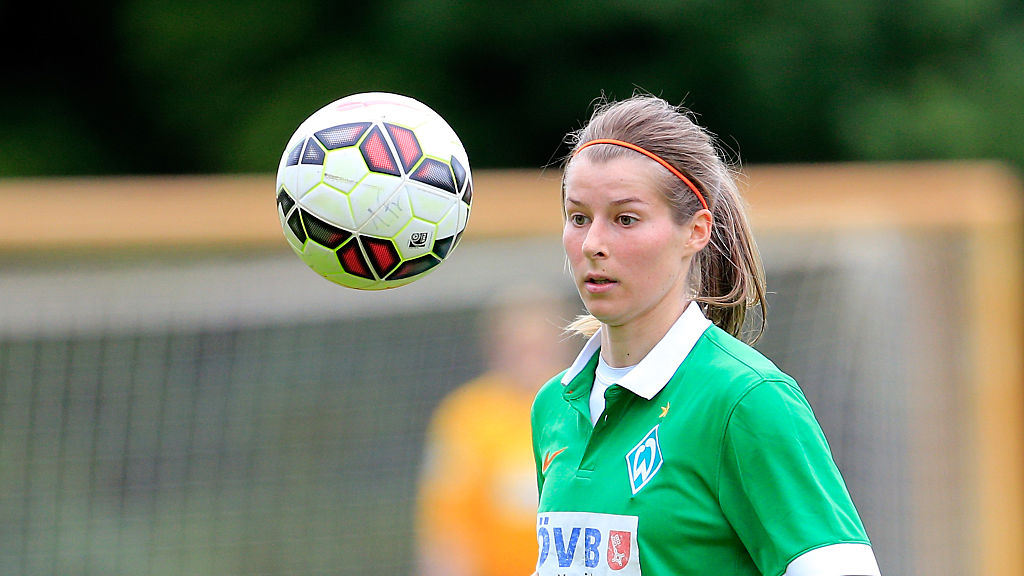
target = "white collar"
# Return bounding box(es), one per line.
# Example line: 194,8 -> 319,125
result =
561,301 -> 713,399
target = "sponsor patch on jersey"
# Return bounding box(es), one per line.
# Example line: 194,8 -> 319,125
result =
536,511 -> 640,575
625,425 -> 663,495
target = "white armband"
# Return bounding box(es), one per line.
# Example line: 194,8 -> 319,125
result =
784,543 -> 880,576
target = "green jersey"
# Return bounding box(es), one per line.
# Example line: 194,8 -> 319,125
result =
531,304 -> 872,576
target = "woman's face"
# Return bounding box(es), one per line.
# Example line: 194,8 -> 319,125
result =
563,154 -> 698,332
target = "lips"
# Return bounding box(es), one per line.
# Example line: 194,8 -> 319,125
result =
583,274 -> 617,292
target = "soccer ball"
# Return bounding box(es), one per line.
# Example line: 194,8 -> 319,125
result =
276,92 -> 472,290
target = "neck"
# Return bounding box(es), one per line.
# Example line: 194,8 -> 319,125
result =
599,301 -> 688,367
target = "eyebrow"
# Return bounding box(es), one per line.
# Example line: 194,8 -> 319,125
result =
564,196 -> 648,207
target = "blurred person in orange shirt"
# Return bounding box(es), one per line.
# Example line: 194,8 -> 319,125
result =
416,288 -> 576,576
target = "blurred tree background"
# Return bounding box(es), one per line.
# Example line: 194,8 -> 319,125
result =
1,0 -> 1022,177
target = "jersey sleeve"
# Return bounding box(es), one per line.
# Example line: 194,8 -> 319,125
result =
531,396 -> 545,495
717,379 -> 871,576
531,371 -> 569,495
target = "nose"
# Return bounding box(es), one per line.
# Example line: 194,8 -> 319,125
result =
581,219 -> 607,259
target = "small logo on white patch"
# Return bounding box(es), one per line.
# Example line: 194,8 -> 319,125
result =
625,424 -> 663,494
409,231 -> 429,248
607,530 -> 631,571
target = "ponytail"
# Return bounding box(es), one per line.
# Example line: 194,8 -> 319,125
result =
693,170 -> 766,342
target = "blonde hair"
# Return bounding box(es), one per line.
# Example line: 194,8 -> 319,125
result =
563,94 -> 767,342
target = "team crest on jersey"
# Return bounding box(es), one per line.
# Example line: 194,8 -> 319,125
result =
625,424 -> 663,494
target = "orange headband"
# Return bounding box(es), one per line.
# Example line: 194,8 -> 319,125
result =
574,138 -> 709,211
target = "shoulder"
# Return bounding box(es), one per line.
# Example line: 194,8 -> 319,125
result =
694,325 -> 793,385
532,369 -> 571,417
670,327 -> 826,471
675,325 -> 800,415
695,328 -> 819,448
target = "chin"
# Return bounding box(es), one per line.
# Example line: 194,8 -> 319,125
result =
583,308 -> 621,327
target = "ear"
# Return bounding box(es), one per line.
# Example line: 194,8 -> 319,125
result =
685,209 -> 713,253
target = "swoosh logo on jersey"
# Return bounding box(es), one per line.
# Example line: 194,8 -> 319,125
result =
542,447 -> 568,474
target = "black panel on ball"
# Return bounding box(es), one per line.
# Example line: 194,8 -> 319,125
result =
277,189 -> 296,215
452,156 -> 467,191
432,235 -> 455,259
300,138 -> 326,165
286,142 -> 303,166
315,122 -> 371,150
287,210 -> 306,244
388,254 -> 440,280
411,158 -> 456,194
302,211 -> 352,249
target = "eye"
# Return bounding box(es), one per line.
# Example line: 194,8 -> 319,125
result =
569,213 -> 588,226
617,214 -> 637,226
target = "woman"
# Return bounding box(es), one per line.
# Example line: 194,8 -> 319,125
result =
530,95 -> 880,576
